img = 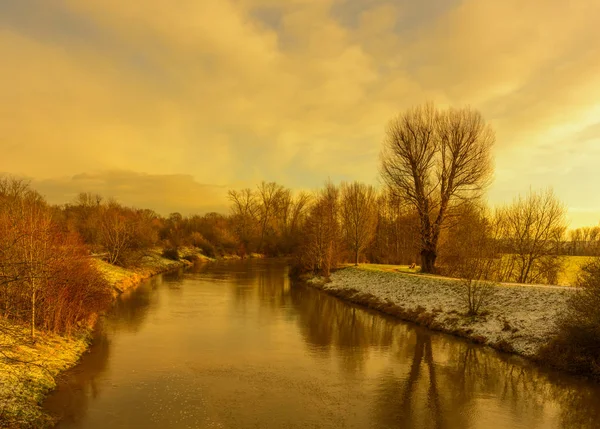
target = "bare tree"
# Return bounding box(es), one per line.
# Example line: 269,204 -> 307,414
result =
289,192 -> 312,234
100,205 -> 134,266
0,176 -> 111,338
367,190 -> 420,265
380,103 -> 495,273
298,182 -> 340,277
568,225 -> 600,256
449,206 -> 500,315
228,188 -> 259,254
340,181 -> 378,266
498,188 -> 567,284
256,181 -> 286,253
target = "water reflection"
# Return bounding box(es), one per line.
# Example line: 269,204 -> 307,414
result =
290,284 -> 397,376
109,275 -> 163,333
45,328 -> 111,425
44,260 -> 600,429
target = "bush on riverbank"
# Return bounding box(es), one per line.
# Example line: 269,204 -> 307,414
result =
538,259 -> 600,379
0,178 -> 113,337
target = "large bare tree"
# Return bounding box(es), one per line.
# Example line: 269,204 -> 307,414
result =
380,103 -> 495,273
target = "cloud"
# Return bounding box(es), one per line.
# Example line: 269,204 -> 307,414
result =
1,0 -> 599,226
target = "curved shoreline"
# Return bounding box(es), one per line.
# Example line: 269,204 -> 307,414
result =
305,266 -> 575,364
1,249 -> 208,428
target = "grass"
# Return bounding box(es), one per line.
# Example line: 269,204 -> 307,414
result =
0,323 -> 90,428
352,255 -> 595,287
92,247 -> 207,294
347,263 -> 423,275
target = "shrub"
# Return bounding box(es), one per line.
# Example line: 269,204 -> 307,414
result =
162,247 -> 180,261
539,258 -> 600,378
187,232 -> 215,258
0,178 -> 112,336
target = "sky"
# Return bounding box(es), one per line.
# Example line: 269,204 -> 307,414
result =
1,0 -> 599,227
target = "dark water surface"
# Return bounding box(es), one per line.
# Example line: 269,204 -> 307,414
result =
44,259 -> 600,429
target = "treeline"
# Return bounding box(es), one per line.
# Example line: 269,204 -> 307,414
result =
2,103 -> 599,339
289,181 -> 586,286
1,174 -> 597,341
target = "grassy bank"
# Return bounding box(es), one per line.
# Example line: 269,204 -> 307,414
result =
307,266 -> 575,359
0,324 -> 90,427
0,247 -> 208,428
93,247 -> 212,295
353,255 -> 592,286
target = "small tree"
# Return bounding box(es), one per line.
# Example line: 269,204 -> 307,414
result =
297,182 -> 340,277
228,188 -> 259,254
498,188 -> 566,284
100,204 -> 134,266
447,205 -> 499,315
380,103 -> 495,273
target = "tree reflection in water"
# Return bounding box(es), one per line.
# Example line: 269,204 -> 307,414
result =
290,283 -> 397,375
288,280 -> 600,429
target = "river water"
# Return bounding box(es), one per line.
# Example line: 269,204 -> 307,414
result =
44,259 -> 600,429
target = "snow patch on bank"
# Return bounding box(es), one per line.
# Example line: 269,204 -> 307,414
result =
321,268 -> 574,357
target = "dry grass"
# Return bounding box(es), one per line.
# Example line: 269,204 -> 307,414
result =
350,263 -> 422,275
93,247 -> 208,294
353,255 -> 592,287
0,322 -> 89,428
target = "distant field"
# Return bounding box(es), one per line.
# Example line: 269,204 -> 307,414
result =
351,255 -> 595,286
558,256 -> 594,286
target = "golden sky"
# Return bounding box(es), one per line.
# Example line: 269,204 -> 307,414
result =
1,0 -> 599,227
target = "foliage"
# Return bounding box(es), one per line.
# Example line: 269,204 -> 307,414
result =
0,177 -> 112,337
161,247 -> 180,261
538,258 -> 600,378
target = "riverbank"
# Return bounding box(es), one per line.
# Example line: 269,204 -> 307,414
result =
307,267 -> 574,358
94,247 -> 212,295
0,323 -> 90,427
0,247 -> 209,428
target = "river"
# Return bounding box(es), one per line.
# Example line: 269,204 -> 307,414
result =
44,259 -> 600,429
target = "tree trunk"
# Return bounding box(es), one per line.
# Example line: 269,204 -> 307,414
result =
420,248 -> 437,274
355,248 -> 359,266
31,288 -> 36,339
